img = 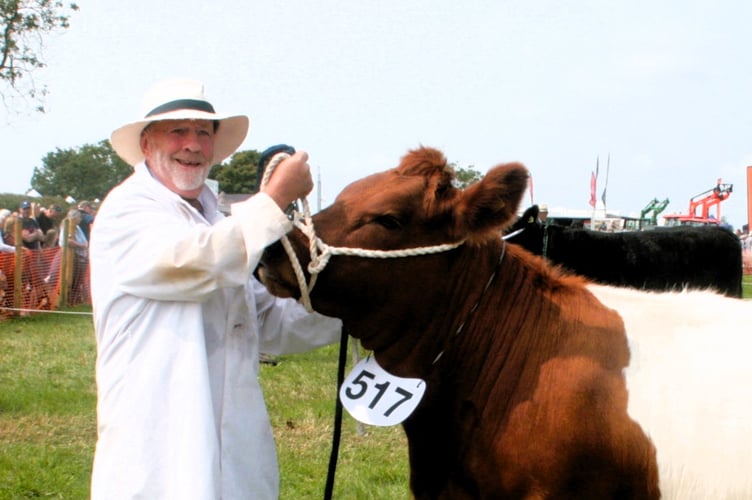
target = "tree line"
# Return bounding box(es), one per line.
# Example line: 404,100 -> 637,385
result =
18,142 -> 481,203
25,141 -> 264,202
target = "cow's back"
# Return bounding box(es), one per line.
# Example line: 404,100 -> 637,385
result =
590,284 -> 752,498
546,225 -> 743,297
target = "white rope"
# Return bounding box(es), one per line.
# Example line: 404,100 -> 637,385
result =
260,153 -> 464,312
292,217 -> 463,274
502,227 -> 525,240
261,152 -> 317,311
0,306 -> 93,316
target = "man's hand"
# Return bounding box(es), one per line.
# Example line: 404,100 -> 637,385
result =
261,151 -> 313,211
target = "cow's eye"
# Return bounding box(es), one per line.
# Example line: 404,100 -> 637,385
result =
374,215 -> 402,230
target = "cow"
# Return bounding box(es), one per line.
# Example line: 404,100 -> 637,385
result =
505,205 -> 744,298
259,147 -> 752,499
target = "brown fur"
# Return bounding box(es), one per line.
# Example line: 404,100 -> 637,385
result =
260,147 -> 659,499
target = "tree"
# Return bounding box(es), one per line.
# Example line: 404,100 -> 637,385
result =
1,0 -> 79,114
209,149 -> 261,194
451,163 -> 482,188
31,140 -> 131,200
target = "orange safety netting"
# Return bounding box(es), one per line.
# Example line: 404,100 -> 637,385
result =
0,247 -> 90,318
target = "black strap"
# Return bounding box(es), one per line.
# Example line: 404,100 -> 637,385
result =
323,329 -> 349,500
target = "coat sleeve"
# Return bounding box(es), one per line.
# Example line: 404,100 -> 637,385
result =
96,191 -> 291,302
251,278 -> 342,355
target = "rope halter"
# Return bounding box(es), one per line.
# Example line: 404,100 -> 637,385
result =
260,153 -> 464,312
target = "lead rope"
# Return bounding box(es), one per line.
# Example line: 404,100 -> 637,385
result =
259,152 -> 320,312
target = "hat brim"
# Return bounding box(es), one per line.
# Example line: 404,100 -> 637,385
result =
110,110 -> 250,166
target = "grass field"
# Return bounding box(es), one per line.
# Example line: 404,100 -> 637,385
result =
1,277 -> 750,498
0,307 -> 410,500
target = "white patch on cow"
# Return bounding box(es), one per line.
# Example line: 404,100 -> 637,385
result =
340,355 -> 426,426
590,284 -> 752,499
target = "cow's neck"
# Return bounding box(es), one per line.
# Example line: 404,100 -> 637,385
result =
367,239 -> 508,380
426,241 -> 508,365
401,243 -> 633,497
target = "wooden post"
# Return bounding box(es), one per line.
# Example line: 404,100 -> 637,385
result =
58,219 -> 72,307
13,220 -> 22,316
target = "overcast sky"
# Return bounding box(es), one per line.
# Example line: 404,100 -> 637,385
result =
4,0 -> 752,229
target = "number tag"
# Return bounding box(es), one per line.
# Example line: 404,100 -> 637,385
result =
339,355 -> 426,426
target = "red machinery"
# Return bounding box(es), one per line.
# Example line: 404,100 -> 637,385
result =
664,179 -> 733,226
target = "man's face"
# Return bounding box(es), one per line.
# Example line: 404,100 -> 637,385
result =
140,119 -> 216,198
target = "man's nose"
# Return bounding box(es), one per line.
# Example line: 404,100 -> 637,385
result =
183,131 -> 204,151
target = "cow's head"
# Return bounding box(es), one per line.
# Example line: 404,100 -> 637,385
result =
259,146 -> 529,349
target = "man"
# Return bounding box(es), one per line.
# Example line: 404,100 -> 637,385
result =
36,204 -> 63,248
77,200 -> 95,240
18,201 -> 44,250
538,204 -> 549,224
89,78 -> 342,499
0,208 -> 15,253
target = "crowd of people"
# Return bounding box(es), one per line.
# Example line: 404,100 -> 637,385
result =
0,199 -> 96,310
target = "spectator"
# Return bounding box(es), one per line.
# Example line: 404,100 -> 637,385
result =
538,204 -> 549,224
89,78 -> 342,499
36,204 -> 64,248
18,201 -> 44,250
57,209 -> 89,302
77,200 -> 95,240
0,209 -> 15,253
2,212 -> 17,247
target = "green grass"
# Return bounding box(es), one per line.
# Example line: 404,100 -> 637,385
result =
261,344 -> 410,499
0,308 -> 96,500
0,308 -> 409,500
743,274 -> 752,298
2,280 -> 751,499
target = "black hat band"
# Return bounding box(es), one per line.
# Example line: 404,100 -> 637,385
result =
145,99 -> 215,118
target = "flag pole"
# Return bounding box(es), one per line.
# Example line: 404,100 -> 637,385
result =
601,154 -> 610,213
590,156 -> 599,230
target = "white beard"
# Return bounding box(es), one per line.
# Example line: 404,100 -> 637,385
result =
171,166 -> 209,192
150,149 -> 210,193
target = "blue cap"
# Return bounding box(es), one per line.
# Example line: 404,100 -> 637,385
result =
19,201 -> 31,209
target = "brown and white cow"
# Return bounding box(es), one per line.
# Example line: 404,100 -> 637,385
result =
260,147 -> 752,499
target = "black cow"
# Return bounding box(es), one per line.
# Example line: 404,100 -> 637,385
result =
505,205 -> 743,297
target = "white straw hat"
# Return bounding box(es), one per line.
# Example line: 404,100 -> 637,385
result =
110,78 -> 250,166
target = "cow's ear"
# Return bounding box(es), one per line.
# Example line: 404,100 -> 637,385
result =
452,163 -> 529,243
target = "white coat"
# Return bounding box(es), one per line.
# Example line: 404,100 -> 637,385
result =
89,163 -> 342,499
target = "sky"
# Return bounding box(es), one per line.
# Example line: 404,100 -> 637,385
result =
3,0 -> 752,229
